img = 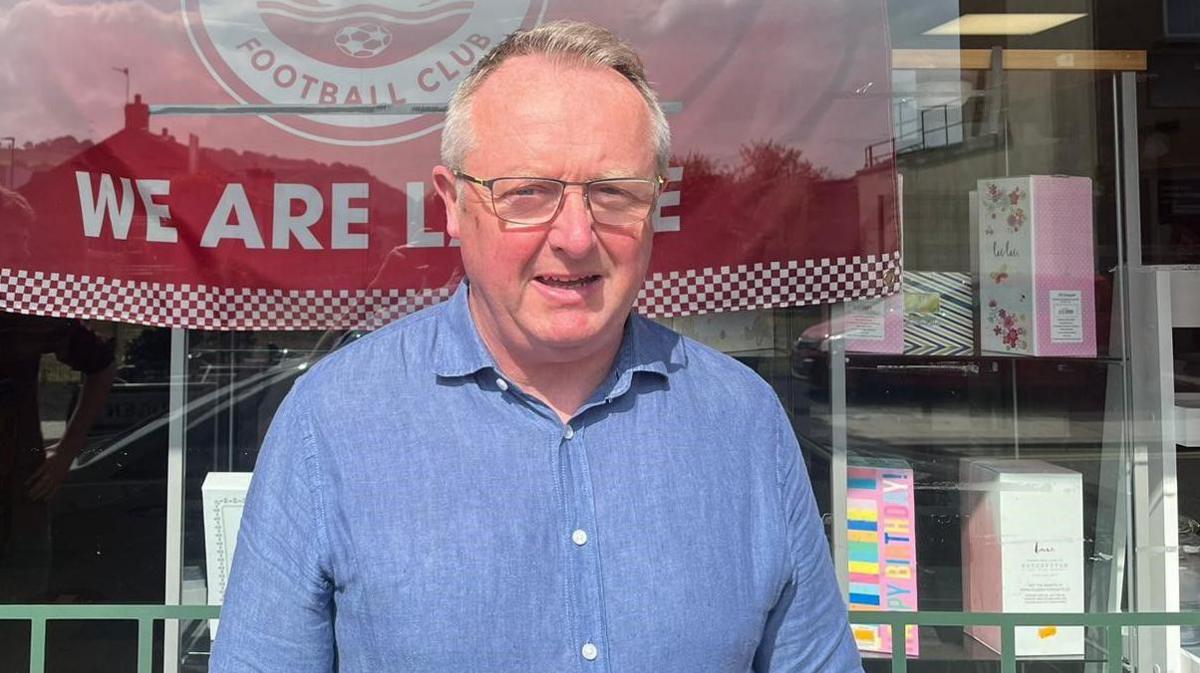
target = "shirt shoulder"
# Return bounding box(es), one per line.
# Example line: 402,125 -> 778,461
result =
637,315 -> 782,411
287,301 -> 448,408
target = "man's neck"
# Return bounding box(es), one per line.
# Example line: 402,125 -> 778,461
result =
500,345 -> 618,423
467,295 -> 623,423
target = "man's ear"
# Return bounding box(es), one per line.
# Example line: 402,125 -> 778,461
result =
431,165 -> 462,239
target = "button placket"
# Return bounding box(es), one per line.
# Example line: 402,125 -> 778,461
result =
558,417 -> 607,670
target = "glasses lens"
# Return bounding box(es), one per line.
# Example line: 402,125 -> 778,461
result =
587,179 -> 658,225
490,178 -> 563,225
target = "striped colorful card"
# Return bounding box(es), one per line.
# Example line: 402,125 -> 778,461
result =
846,459 -> 919,656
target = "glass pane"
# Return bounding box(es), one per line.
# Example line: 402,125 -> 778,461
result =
1,316 -> 170,670
1,0 -> 1191,671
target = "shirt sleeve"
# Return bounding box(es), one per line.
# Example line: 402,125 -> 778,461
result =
209,381 -> 336,673
754,400 -> 865,673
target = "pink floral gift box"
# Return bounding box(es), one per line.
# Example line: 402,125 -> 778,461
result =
976,176 -> 1097,358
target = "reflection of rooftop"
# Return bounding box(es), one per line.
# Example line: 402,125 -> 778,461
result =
17,93 -> 405,206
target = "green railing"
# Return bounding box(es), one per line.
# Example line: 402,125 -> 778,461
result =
850,609 -> 1200,672
0,604 -> 219,673
3,605 -> 1200,672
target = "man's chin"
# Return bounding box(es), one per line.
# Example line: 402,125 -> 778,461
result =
527,320 -> 622,357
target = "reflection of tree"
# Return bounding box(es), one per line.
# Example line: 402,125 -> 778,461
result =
672,141 -> 830,214
669,141 -> 835,258
120,328 -> 169,382
736,141 -> 829,182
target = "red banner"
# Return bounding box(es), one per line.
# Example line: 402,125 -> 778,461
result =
0,0 -> 899,330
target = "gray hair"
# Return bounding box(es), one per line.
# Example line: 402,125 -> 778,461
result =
440,20 -> 671,176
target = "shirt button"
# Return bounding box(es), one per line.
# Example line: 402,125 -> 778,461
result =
572,529 -> 588,546
563,425 -> 575,440
496,378 -> 509,391
581,642 -> 598,661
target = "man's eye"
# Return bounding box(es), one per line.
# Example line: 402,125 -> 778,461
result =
594,185 -> 632,198
497,182 -> 555,200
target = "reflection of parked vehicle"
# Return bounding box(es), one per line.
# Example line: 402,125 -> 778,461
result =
56,327 -> 371,593
790,315 -> 1109,406
51,336 -> 352,611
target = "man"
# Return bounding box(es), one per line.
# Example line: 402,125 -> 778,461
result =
211,20 -> 862,672
1,186 -> 116,669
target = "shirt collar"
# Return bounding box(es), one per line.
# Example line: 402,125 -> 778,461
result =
431,280 -> 688,387
431,282 -> 497,379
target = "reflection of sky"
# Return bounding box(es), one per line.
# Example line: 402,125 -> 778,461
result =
0,0 -> 893,181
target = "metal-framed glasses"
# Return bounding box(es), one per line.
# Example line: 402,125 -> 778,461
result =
453,171 -> 665,227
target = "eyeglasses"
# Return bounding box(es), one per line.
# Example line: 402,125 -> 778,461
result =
453,171 -> 665,227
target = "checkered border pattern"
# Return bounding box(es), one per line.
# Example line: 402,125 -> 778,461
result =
635,252 -> 903,318
1,252 -> 900,330
0,268 -> 453,331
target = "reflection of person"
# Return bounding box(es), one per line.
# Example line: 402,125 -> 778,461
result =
212,21 -> 861,672
0,187 -> 116,603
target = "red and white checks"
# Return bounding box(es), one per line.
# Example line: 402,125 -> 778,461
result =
1,252 -> 900,330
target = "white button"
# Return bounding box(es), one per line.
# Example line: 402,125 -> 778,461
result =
496,378 -> 509,392
581,642 -> 598,661
563,425 -> 575,440
572,529 -> 588,546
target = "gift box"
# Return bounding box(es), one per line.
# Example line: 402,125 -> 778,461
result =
844,271 -> 973,356
961,459 -> 1085,656
846,458 -> 919,656
977,176 -> 1096,358
202,471 -> 253,639
666,309 -> 776,355
903,271 -> 973,356
845,292 -> 905,354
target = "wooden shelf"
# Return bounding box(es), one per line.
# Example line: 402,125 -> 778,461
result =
893,49 -> 1146,72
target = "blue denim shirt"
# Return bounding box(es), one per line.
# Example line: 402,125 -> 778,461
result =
210,283 -> 863,673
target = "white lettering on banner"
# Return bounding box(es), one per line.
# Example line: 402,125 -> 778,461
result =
331,183 -> 369,250
68,172 -> 693,251
202,184 -> 265,249
77,171 -> 135,239
652,166 -> 684,233
272,183 -> 323,250
137,179 -> 177,243
231,35 -> 494,106
405,181 -> 443,249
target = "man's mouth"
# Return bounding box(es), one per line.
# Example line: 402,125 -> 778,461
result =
534,274 -> 601,289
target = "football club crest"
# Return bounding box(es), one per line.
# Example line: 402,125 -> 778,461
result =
183,0 -> 547,145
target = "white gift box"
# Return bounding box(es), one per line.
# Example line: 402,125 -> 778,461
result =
201,471 -> 253,640
961,459 -> 1085,657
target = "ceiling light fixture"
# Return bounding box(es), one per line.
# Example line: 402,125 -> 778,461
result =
924,13 -> 1087,36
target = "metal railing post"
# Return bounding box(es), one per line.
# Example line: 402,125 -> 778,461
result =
28,617 -> 45,673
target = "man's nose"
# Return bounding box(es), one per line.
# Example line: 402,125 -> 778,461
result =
546,186 -> 597,257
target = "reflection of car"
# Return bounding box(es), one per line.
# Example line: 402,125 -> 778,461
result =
51,351 -> 316,603
790,314 -> 1108,406
55,326 -> 374,598
49,329 -> 372,611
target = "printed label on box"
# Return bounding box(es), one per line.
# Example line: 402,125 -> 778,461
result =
846,299 -> 887,340
1049,290 -> 1083,343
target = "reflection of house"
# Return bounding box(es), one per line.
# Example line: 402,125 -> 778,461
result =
3,136 -> 95,190
12,95 -> 448,293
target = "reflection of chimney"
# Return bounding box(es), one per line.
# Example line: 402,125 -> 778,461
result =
125,93 -> 150,131
188,133 -> 200,174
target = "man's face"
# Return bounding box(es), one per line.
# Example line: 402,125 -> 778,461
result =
433,55 -> 657,366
